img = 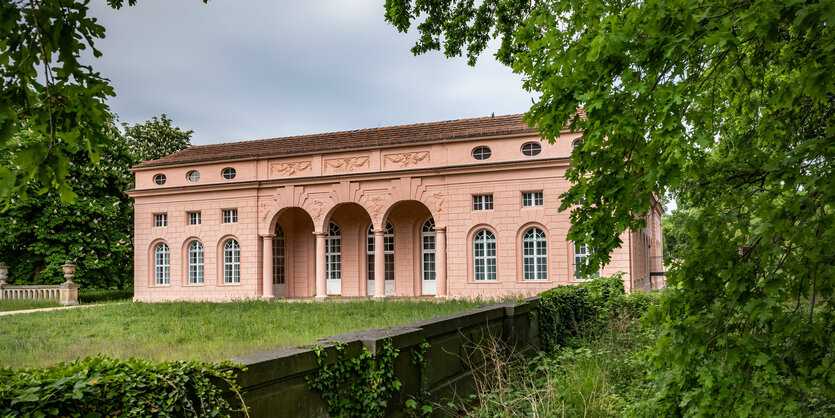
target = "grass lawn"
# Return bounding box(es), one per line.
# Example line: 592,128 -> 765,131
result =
0,299 -> 483,369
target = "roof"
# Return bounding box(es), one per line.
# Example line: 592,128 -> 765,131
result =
133,111 -> 583,169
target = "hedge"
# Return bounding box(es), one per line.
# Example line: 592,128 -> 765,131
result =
538,275 -> 639,352
0,356 -> 245,417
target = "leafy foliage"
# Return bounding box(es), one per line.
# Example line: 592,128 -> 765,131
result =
124,114 -> 193,164
0,0 -> 206,202
307,340 -> 402,418
0,129 -> 134,288
537,276 -> 626,352
0,355 -> 245,417
660,207 -> 697,260
385,0 -> 835,414
0,114 -> 192,288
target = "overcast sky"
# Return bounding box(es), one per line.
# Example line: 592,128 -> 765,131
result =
88,0 -> 534,145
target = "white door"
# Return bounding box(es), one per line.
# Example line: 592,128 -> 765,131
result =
421,219 -> 437,295
273,227 -> 286,298
326,223 -> 341,295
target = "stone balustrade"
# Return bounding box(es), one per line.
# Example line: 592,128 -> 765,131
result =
0,261 -> 80,306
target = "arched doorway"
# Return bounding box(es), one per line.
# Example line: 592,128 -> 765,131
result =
323,202 -> 372,296
383,200 -> 436,296
268,207 -> 315,298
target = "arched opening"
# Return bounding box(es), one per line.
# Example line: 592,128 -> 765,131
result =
383,200 -> 435,296
324,202 -> 372,296
270,207 -> 315,297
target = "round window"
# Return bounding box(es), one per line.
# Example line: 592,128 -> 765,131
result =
521,142 -> 542,156
187,170 -> 200,182
471,146 -> 492,160
153,174 -> 166,185
222,167 -> 237,180
572,139 -> 584,150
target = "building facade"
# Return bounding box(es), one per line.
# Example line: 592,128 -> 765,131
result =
129,114 -> 663,302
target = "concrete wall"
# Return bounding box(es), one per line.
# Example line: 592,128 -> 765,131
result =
228,298 -> 540,417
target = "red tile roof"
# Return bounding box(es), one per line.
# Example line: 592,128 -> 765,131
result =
133,111 -> 583,169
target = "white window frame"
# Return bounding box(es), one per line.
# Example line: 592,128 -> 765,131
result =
473,229 -> 497,281
521,142 -> 542,156
522,192 -> 544,207
154,243 -> 170,285
471,146 -> 492,160
188,241 -> 204,284
573,242 -> 599,280
422,218 -> 436,282
224,239 -> 240,284
188,211 -> 201,226
522,228 -> 547,280
273,225 -> 285,285
472,194 -> 494,211
153,174 -> 166,185
326,223 -> 341,281
187,170 -> 200,182
222,209 -> 238,224
222,167 -> 237,180
154,213 -> 167,228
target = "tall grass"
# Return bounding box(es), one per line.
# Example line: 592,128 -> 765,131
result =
0,299 -> 482,369
460,316 -> 655,417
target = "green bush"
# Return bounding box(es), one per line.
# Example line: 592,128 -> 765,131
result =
0,356 -> 245,417
537,276 -> 629,352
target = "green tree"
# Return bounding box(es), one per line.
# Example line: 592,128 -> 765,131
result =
124,114 -> 193,164
661,207 -> 696,260
384,0 -> 834,415
0,0 -> 205,203
0,128 -> 134,289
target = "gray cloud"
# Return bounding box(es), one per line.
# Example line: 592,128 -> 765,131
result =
89,0 -> 533,145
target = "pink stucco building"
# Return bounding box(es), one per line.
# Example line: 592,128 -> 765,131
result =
128,113 -> 663,302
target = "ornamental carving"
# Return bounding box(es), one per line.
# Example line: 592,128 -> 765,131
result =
310,200 -> 325,220
433,192 -> 445,213
324,156 -> 369,173
384,151 -> 430,168
368,196 -> 384,219
270,161 -> 312,177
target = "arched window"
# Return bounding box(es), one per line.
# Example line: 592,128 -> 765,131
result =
522,228 -> 547,280
573,242 -> 599,280
223,239 -> 240,284
422,218 -> 436,282
188,241 -> 203,284
473,229 -> 497,281
326,223 -> 341,281
367,222 -> 394,282
273,225 -> 285,285
154,243 -> 169,285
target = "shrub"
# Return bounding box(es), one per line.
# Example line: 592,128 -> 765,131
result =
0,356 -> 245,417
537,276 -> 632,352
78,288 -> 134,304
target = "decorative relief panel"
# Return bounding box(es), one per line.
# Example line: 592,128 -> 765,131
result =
384,151 -> 430,169
433,192 -> 445,213
270,161 -> 312,177
324,156 -> 370,174
368,195 -> 385,220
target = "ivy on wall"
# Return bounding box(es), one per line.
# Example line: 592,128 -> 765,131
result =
307,339 -> 401,417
